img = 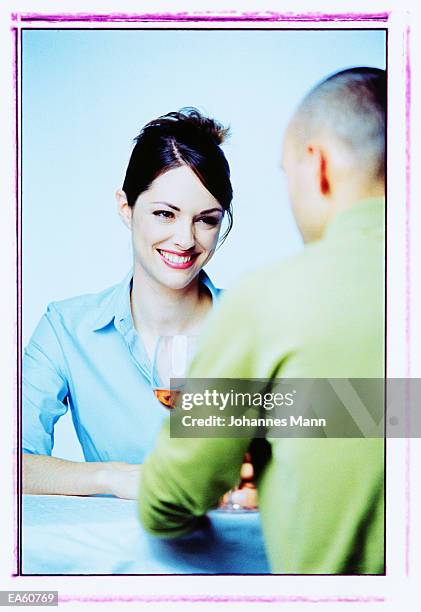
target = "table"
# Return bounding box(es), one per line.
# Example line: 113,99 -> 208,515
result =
22,495 -> 270,574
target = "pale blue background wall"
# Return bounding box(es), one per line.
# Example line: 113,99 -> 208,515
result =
22,28 -> 385,459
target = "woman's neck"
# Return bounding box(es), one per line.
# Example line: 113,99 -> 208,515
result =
130,264 -> 212,338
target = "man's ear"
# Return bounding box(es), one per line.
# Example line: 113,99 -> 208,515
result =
116,189 -> 132,229
307,144 -> 331,197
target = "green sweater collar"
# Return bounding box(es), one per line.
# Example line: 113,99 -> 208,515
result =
325,197 -> 385,240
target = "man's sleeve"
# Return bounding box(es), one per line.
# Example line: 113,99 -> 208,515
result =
138,282 -> 257,537
22,304 -> 69,456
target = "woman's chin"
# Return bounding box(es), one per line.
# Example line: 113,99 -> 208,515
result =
157,269 -> 201,291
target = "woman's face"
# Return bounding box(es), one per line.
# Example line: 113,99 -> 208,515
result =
118,165 -> 224,290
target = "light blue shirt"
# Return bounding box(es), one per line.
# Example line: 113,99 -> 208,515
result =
22,270 -> 220,463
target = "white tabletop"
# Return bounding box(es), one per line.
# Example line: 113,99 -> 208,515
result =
22,494 -> 270,574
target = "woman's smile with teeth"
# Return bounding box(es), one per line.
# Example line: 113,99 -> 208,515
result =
157,249 -> 197,267
159,250 -> 192,263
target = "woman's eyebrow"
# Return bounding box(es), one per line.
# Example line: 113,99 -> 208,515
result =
151,201 -> 180,211
198,207 -> 223,215
151,202 -> 223,215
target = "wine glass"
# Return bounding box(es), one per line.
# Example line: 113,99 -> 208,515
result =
151,335 -> 198,409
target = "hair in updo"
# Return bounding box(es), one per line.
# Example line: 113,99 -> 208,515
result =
122,107 -> 233,242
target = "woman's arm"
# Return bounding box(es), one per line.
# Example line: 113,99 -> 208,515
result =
23,307 -> 141,500
23,454 -> 141,499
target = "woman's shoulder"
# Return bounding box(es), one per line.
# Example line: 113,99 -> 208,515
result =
43,274 -> 131,333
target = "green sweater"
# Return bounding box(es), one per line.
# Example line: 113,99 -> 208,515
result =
139,197 -> 385,574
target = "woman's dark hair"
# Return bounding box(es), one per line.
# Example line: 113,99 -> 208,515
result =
122,107 -> 233,242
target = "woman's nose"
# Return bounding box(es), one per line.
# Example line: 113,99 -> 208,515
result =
173,220 -> 195,250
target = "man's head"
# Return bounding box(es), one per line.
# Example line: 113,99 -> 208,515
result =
282,67 -> 386,243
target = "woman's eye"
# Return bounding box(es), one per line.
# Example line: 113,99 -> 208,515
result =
196,216 -> 220,227
153,210 -> 174,219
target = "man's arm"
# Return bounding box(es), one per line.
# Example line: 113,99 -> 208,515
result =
139,281 -> 257,536
140,421 -> 250,536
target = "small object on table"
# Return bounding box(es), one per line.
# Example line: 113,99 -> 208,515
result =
219,452 -> 258,512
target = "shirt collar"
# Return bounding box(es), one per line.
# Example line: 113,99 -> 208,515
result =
92,270 -> 133,332
199,269 -> 221,301
92,269 -> 220,333
324,197 -> 385,240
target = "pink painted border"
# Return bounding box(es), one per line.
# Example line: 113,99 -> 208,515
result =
57,595 -> 386,604
404,25 -> 411,578
12,8 -> 410,606
12,21 -> 21,579
13,11 -> 390,23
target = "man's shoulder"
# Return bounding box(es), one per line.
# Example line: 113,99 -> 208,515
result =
222,237 -> 371,328
232,243 -> 325,299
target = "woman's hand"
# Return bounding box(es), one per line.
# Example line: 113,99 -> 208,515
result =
96,462 -> 142,500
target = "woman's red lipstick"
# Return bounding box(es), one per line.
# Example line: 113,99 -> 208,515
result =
157,249 -> 198,270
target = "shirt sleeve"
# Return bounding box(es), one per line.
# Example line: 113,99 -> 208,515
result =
22,304 -> 70,455
139,281 -> 257,537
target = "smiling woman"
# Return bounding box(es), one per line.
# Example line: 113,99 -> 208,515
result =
22,108 -> 233,500
119,166 -> 224,290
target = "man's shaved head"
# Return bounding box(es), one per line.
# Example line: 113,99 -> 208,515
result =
283,67 -> 386,243
289,67 -> 386,184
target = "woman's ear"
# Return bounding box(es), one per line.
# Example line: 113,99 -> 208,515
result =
116,189 -> 132,229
